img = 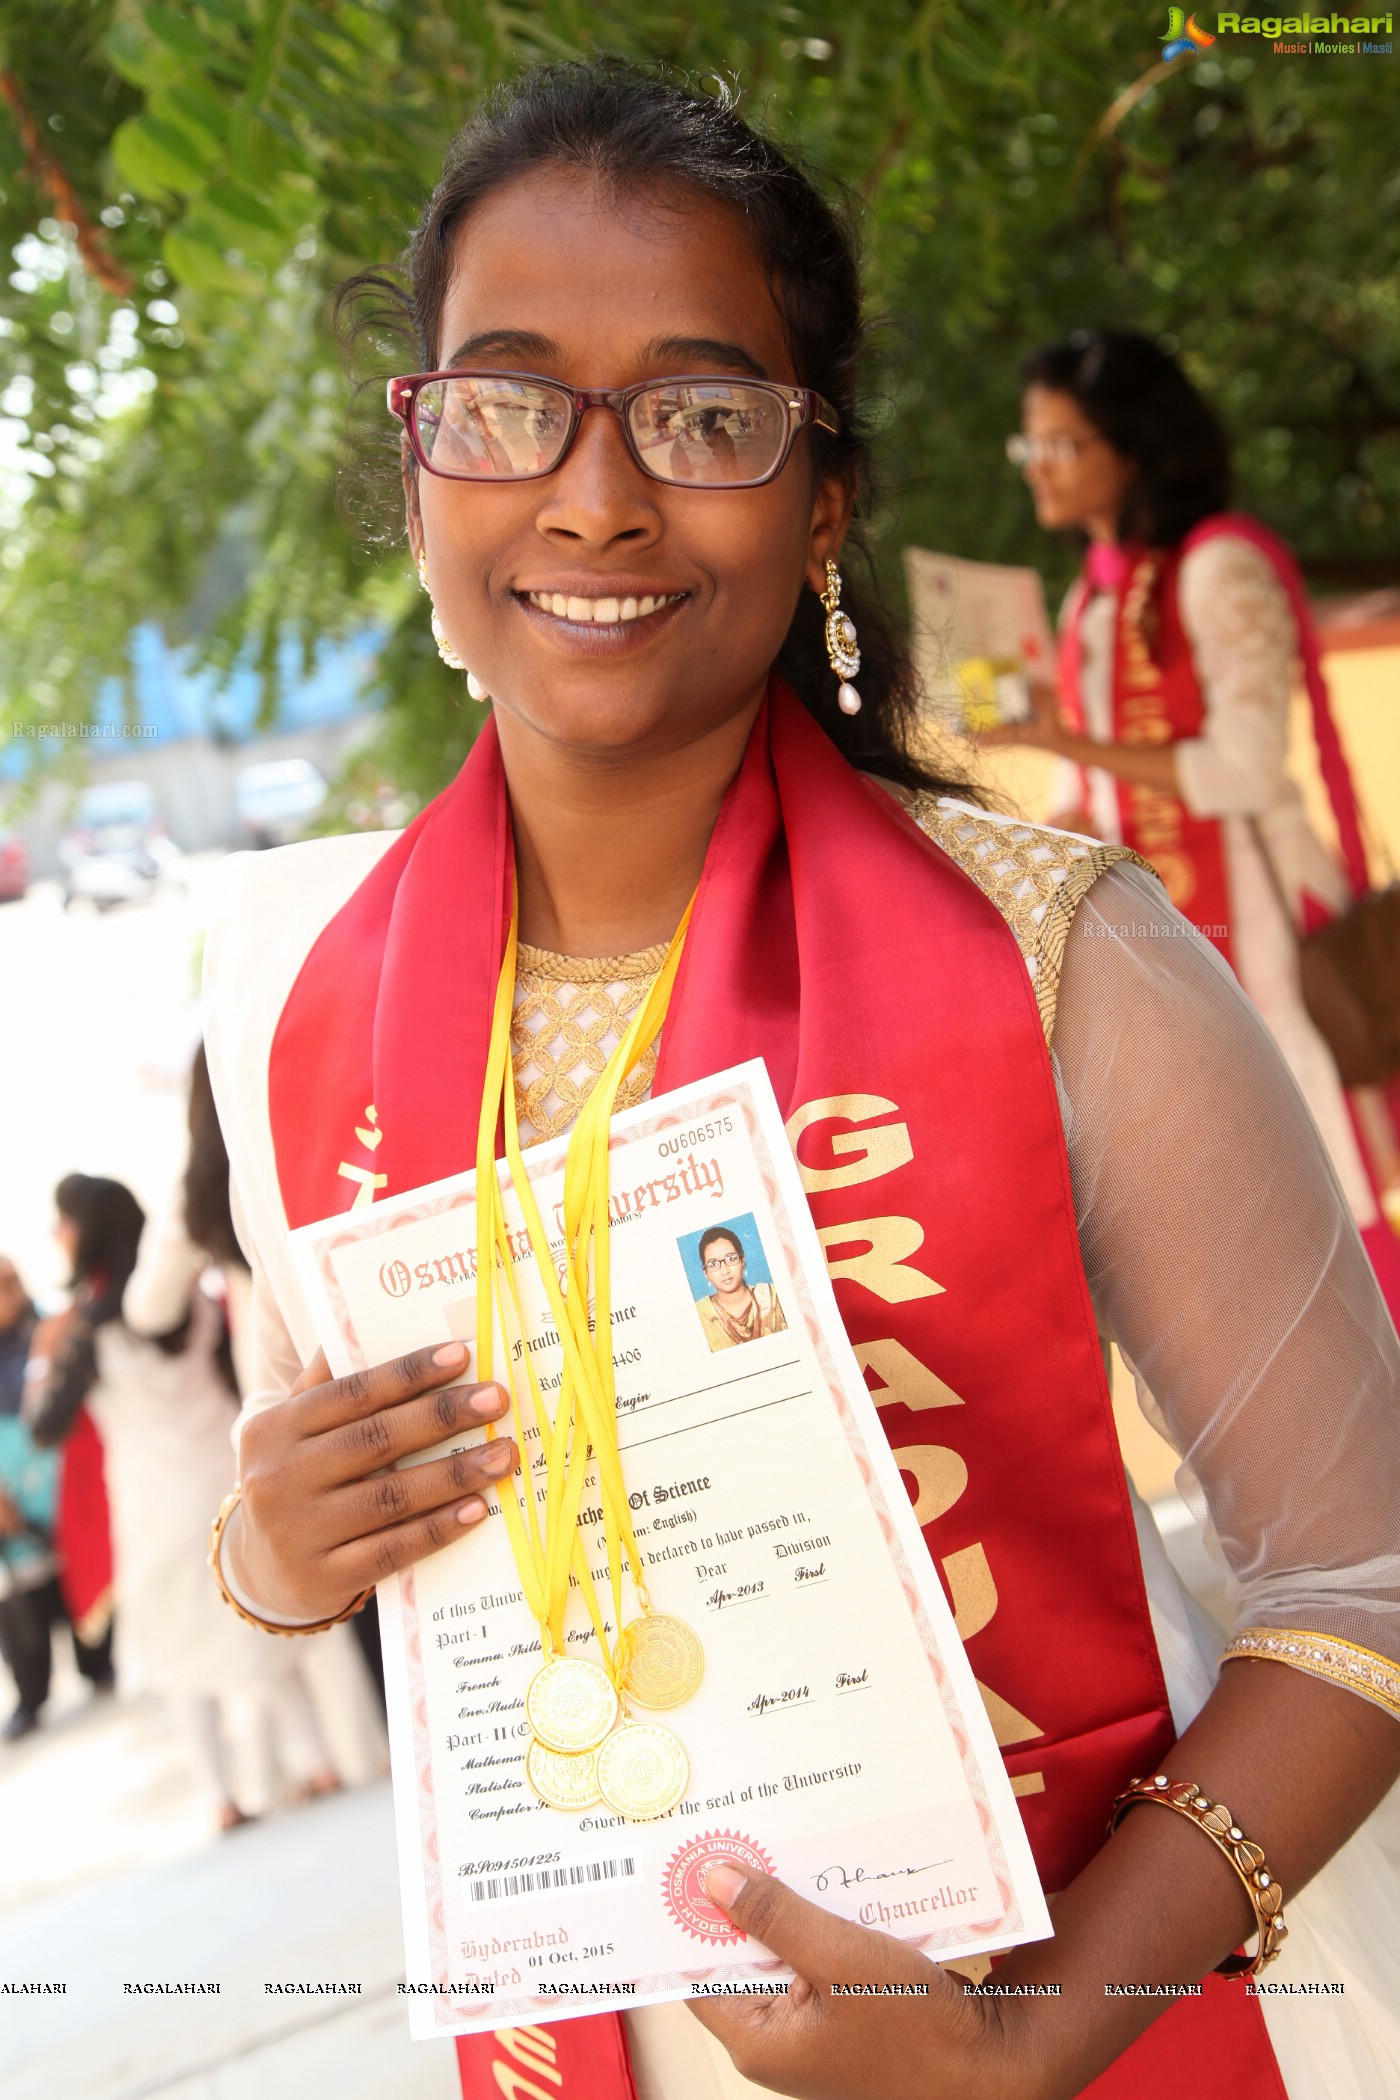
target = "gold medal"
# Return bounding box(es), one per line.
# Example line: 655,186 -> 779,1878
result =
596,1720 -> 689,1821
618,1613 -> 705,1710
526,1738 -> 602,1811
526,1656 -> 619,1753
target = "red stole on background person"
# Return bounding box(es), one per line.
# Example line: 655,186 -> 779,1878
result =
268,684 -> 1282,2100
55,1405 -> 113,1644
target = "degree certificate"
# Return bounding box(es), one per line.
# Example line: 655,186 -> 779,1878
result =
290,1060 -> 1049,2038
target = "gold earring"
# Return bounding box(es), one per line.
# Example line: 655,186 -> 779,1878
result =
415,551 -> 468,674
821,559 -> 861,715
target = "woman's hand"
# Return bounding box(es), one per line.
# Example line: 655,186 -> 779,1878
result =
977,664 -> 1067,756
232,1340 -> 516,1621
689,1865 -> 1033,2100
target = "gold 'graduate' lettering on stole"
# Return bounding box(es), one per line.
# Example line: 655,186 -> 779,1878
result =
787,1094 -> 1046,1790
492,2024 -> 563,2097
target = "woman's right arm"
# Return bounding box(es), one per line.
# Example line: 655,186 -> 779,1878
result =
226,1337 -> 517,1623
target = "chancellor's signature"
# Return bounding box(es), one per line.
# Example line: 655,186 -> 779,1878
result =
812,1858 -> 951,1894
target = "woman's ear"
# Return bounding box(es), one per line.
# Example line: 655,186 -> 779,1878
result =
804,468 -> 859,594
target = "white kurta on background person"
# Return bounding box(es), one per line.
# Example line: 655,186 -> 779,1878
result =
116,1201 -> 388,1791
202,819 -> 1400,2097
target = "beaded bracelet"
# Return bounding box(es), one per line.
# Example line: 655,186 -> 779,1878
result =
208,1487 -> 371,1637
1110,1775 -> 1287,1978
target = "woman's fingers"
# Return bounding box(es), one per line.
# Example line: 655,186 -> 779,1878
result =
288,1340 -> 485,1437
322,1491 -> 496,1593
332,1434 -> 519,1534
313,1376 -> 512,1482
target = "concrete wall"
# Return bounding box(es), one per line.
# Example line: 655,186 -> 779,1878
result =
7,719 -> 366,878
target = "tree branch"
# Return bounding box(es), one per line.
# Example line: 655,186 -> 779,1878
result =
0,67 -> 134,298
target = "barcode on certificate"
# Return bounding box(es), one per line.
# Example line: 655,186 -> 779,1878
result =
467,1857 -> 638,1905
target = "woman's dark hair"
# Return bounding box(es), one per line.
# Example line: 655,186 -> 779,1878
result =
338,58 -> 970,799
1021,329 -> 1231,548
697,1226 -> 744,1265
184,1043 -> 245,1272
54,1174 -> 146,1326
55,1172 -> 197,1358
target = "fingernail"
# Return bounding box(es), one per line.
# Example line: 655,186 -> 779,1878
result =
456,1497 -> 488,1524
480,1442 -> 514,1476
433,1342 -> 467,1368
472,1382 -> 510,1419
703,1863 -> 746,1907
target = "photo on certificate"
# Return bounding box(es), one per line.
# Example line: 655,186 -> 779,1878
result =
678,1214 -> 789,1352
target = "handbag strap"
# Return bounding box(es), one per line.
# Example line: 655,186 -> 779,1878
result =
1245,814 -> 1301,941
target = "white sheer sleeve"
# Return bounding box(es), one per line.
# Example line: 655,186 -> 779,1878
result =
1052,859 -> 1400,1718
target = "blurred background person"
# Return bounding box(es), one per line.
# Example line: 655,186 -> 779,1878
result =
27,1172 -> 286,1829
183,1046 -> 388,1764
991,327 -> 1400,1318
0,1255 -> 62,1740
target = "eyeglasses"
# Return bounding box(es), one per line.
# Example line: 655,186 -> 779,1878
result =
1005,433 -> 1100,468
702,1252 -> 744,1274
388,370 -> 841,488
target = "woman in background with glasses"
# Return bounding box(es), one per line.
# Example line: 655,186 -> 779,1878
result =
202,67 -> 1400,2100
995,329 -> 1400,1319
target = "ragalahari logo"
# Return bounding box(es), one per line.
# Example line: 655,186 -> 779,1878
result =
1162,7 -> 1218,54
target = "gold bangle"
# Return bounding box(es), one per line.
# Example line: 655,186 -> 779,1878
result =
208,1487 -> 372,1637
1109,1775 -> 1287,1978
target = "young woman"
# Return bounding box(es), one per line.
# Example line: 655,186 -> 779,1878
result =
29,1174 -> 290,1829
202,64 -> 1400,2100
993,329 -> 1400,1320
695,1225 -> 787,1350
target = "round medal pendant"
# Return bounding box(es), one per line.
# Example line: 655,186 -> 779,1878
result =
618,1613 -> 705,1711
525,1657 -> 619,1753
596,1721 -> 690,1821
526,1737 -> 602,1811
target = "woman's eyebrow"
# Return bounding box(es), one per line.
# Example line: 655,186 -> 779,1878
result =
440,330 -> 772,381
641,334 -> 770,379
443,328 -> 560,368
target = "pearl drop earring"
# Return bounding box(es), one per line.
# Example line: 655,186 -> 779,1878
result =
821,559 -> 862,715
415,551 -> 468,675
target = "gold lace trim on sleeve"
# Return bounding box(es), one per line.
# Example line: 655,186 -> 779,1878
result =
906,794 -> 1155,1044
1222,1627 -> 1400,1723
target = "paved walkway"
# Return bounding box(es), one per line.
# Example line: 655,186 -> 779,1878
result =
0,1769 -> 460,2100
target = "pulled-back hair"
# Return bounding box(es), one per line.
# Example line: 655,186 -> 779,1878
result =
1021,329 -> 1231,549
338,58 -> 969,798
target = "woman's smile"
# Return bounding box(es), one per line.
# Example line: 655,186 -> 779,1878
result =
514,579 -> 691,651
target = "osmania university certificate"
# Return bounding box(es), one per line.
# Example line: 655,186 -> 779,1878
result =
290,1060 -> 1049,2039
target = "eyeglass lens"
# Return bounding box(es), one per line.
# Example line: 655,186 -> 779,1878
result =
413,376 -> 791,484
1006,434 -> 1085,466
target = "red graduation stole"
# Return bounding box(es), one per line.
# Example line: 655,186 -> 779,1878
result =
269,683 -> 1281,2098
1059,544 -> 1235,964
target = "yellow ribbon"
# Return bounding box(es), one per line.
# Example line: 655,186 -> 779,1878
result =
475,879 -> 693,1675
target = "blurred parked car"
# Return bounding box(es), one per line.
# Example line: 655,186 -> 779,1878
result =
0,831 -> 28,903
58,781 -> 185,911
234,758 -> 328,848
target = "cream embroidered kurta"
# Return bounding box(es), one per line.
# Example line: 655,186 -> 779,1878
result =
202,799 -> 1400,2098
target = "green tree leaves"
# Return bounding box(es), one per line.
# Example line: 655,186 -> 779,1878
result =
1,3 -> 1396,811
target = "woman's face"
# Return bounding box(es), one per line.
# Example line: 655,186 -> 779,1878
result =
407,168 -> 852,760
53,1214 -> 79,1263
703,1238 -> 746,1291
1017,384 -> 1138,537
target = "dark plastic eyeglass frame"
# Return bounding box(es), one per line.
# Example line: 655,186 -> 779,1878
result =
387,370 -> 842,488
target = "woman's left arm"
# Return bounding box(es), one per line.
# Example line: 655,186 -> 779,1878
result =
695,863 -> 1400,2100
980,535 -> 1295,810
